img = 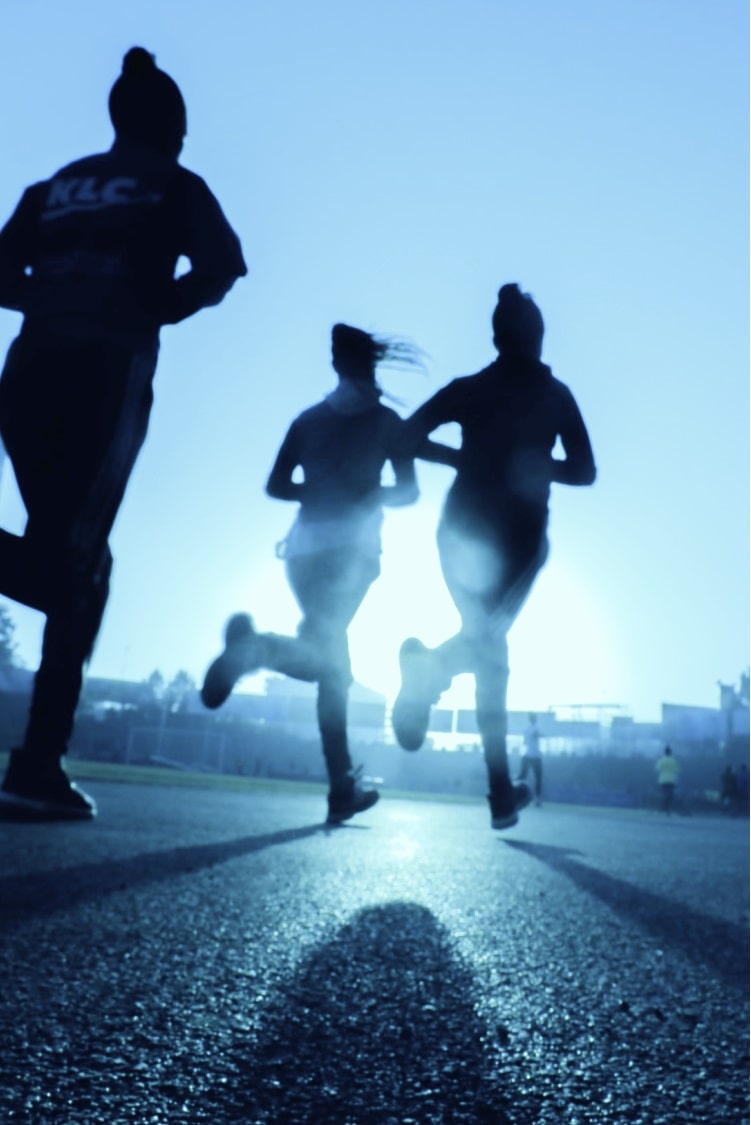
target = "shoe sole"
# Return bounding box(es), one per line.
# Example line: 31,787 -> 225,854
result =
201,636 -> 262,710
392,639 -> 433,751
491,811 -> 520,830
200,655 -> 236,710
0,789 -> 96,821
391,698 -> 429,751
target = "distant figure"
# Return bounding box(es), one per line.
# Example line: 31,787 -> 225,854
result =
519,712 -> 543,806
391,283 -> 596,830
720,764 -> 738,814
201,324 -> 421,824
655,745 -> 680,814
0,48 -> 247,819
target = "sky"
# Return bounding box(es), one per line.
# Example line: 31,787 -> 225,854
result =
0,0 -> 747,722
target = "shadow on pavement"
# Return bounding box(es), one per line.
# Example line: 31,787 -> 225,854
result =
0,824 -> 324,922
505,840 -> 748,986
215,901 -> 511,1124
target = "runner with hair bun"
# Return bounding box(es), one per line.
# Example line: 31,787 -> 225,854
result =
393,284 -> 596,830
0,46 -> 246,819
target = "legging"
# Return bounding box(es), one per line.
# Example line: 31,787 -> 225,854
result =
266,546 -> 380,790
0,331 -> 155,757
431,516 -> 548,790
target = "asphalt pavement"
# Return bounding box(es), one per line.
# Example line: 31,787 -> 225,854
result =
0,779 -> 748,1124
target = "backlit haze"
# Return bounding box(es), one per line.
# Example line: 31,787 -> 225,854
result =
0,0 -> 747,721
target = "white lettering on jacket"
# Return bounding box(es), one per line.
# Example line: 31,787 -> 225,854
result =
42,176 -> 160,219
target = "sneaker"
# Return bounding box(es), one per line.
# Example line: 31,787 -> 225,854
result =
392,637 -> 438,751
326,767 -> 380,825
201,613 -> 262,710
488,781 -> 532,830
0,751 -> 96,820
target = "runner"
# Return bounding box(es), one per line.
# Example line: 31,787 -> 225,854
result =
519,712 -> 544,806
392,284 -> 596,829
0,47 -> 247,818
201,323 -> 422,824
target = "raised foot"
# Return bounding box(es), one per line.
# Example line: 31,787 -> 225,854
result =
391,637 -> 437,752
200,613 -> 261,710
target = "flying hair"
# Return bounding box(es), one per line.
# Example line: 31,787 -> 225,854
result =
372,335 -> 428,374
331,323 -> 427,379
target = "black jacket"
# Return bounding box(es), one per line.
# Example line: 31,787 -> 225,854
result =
0,139 -> 247,348
408,356 -> 596,536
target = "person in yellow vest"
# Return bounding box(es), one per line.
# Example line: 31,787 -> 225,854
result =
655,745 -> 680,814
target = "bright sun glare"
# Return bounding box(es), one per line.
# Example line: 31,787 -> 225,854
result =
223,488 -> 628,717
351,508 -> 626,714
0,441 -> 625,717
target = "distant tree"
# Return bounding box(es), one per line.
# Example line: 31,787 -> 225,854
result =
0,604 -> 21,671
143,669 -> 166,703
166,670 -> 196,713
141,669 -> 195,713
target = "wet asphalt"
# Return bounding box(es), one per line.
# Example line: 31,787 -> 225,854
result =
0,780 -> 748,1125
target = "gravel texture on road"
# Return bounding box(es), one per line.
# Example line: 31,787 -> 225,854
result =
1,780 -> 748,1124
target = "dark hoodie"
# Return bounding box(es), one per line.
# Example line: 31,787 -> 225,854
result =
407,354 -> 596,536
0,138 -> 247,349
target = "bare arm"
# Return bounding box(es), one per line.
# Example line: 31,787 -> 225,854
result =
265,428 -> 305,502
380,456 -> 419,507
415,437 -> 460,469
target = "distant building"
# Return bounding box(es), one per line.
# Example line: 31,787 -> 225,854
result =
28,665 -> 747,761
0,666 -> 33,695
661,703 -> 724,743
609,715 -> 663,757
662,675 -> 750,745
182,673 -> 388,746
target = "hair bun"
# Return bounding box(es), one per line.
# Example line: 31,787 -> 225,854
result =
492,283 -> 544,360
109,47 -> 185,155
122,47 -> 157,76
498,283 -> 522,301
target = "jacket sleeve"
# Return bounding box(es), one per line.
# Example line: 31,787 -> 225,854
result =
159,171 -> 247,325
400,382 -> 459,456
550,385 -> 596,486
0,186 -> 40,313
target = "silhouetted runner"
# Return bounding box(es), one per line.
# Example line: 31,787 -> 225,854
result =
392,284 -> 596,830
519,712 -> 544,806
201,324 -> 421,824
0,47 -> 247,819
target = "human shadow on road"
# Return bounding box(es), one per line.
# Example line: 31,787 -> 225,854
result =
505,840 -> 748,986
213,901 -> 511,1124
0,823 -> 324,923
